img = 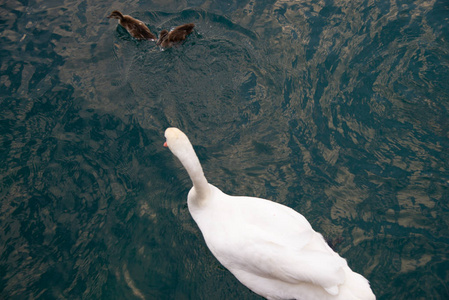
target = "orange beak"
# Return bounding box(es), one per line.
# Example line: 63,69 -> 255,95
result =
163,142 -> 168,147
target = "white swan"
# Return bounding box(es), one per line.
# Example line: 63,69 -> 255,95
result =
164,127 -> 375,300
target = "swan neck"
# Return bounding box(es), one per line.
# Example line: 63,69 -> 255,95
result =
177,148 -> 210,202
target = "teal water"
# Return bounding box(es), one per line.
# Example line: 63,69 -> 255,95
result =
1,0 -> 448,299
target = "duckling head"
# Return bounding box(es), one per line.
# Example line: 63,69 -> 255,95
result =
107,10 -> 124,20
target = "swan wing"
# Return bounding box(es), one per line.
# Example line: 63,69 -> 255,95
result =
197,190 -> 346,294
226,234 -> 346,294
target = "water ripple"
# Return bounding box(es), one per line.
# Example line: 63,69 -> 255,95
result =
1,0 -> 448,299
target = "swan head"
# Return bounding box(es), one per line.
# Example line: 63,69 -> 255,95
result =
164,127 -> 193,158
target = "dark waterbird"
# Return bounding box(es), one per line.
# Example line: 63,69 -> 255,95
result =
157,23 -> 195,48
107,10 -> 156,41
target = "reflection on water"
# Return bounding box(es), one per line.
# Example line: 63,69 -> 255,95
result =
1,0 -> 448,299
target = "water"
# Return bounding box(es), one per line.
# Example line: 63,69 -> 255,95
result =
1,0 -> 448,299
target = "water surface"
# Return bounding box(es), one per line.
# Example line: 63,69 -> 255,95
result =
1,0 -> 448,299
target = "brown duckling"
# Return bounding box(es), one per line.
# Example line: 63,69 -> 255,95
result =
157,23 -> 195,48
107,10 -> 156,41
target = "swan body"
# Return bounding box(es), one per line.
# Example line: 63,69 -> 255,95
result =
107,10 -> 156,40
157,23 -> 195,48
164,127 -> 375,300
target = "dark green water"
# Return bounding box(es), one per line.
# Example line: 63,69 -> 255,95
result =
1,0 -> 448,299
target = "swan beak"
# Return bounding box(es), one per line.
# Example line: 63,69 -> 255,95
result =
163,142 -> 168,147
